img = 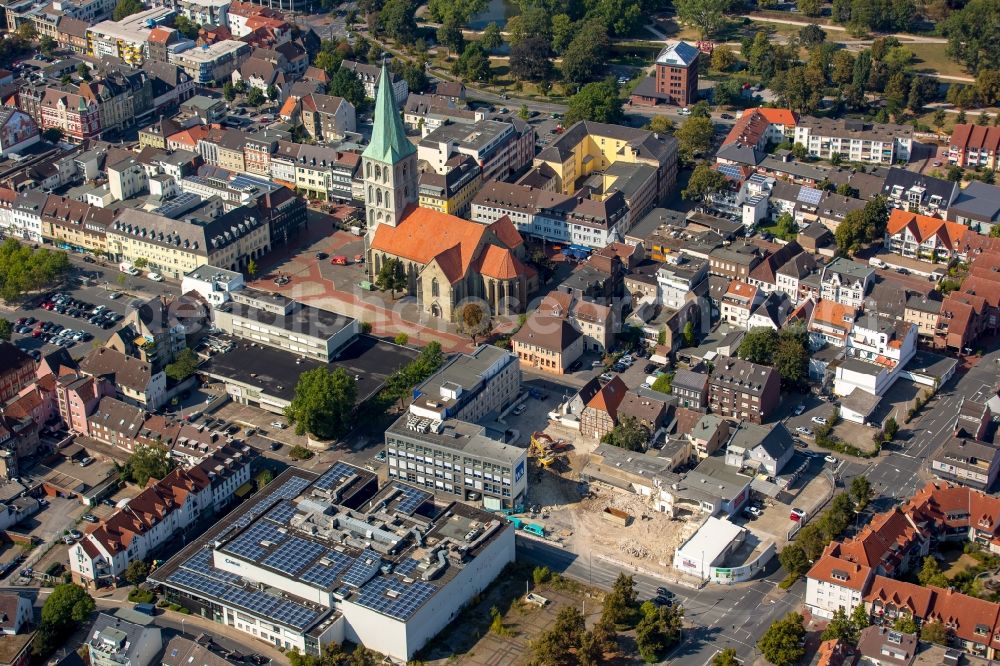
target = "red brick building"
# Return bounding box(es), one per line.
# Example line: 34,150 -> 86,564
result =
0,343 -> 34,404
629,41 -> 700,108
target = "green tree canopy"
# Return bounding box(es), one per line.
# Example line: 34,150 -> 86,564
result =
459,302 -> 492,343
113,0 -> 143,20
737,327 -> 779,365
682,163 -> 727,201
510,36 -> 553,81
564,79 -> 623,125
601,414 -> 651,451
943,0 -> 1000,74
0,239 -> 71,303
378,0 -> 419,44
636,601 -> 684,661
285,367 -> 357,440
165,348 -> 200,382
375,257 -> 407,297
531,605 -> 587,665
452,42 -> 492,81
41,584 -> 95,629
124,559 -> 149,586
119,443 -> 175,486
602,573 -> 639,627
675,0 -> 732,38
0,319 -> 11,342
675,115 -> 714,161
560,20 -> 609,84
481,22 -> 504,50
778,543 -> 810,578
758,612 -> 806,666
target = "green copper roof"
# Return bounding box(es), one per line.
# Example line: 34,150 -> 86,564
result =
362,62 -> 416,164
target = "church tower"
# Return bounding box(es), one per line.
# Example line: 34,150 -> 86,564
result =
361,62 -> 417,232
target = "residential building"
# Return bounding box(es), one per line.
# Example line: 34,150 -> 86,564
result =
793,116 -> 913,164
417,155 -> 482,217
671,368 -> 708,409
821,257 -> 875,308
688,414 -> 729,458
775,252 -> 817,304
87,613 -> 162,666
511,313 -> 583,375
580,376 -> 629,441
0,344 -> 35,404
213,288 -> 358,363
724,421 -> 795,477
721,107 -> 798,152
947,181 -> 1000,235
299,93 -> 356,142
948,124 -> 1000,170
87,7 -> 174,66
106,205 -> 271,278
808,300 -> 857,348
0,594 -> 32,636
885,209 -> 970,263
79,347 -> 167,409
856,626 -> 917,666
707,357 -> 781,424
417,119 -> 533,183
720,280 -> 762,328
170,0 -> 231,30
169,40 -> 251,85
904,294 -> 942,341
538,291 -> 615,354
880,168 -> 958,217
39,88 -> 101,142
341,59 -> 409,101
656,255 -> 708,311
628,40 -> 699,107
931,437 -> 1000,490
806,548 -> 875,619
0,109 -> 39,158
148,466 -> 515,661
709,244 -> 762,281
835,313 -> 917,398
69,443 -> 254,585
180,264 -> 244,306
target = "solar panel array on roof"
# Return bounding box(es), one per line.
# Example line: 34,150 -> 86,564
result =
797,187 -> 823,205
264,500 -> 298,526
227,521 -> 286,561
300,550 -> 353,588
180,548 -> 241,583
748,173 -> 769,185
261,536 -> 326,576
342,548 -> 382,588
394,558 -> 419,576
354,576 -> 437,621
313,462 -> 356,491
166,569 -> 321,630
393,484 -> 431,516
234,475 -> 311,530
717,164 -> 742,180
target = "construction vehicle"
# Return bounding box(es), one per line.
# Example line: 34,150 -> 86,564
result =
507,516 -> 524,530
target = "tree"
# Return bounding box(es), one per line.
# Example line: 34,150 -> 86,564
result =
42,127 -> 64,144
636,601 -> 684,661
943,0 -> 1000,74
0,239 -> 71,303
285,367 -> 357,440
481,22 -> 503,50
772,65 -> 825,113
165,348 -> 199,382
39,35 -> 56,56
646,116 -> 675,135
246,87 -> 265,107
0,319 -> 11,342
918,556 -> 949,587
821,607 -> 858,644
921,621 -> 949,645
436,16 -> 465,55
247,259 -> 258,278
550,13 -> 574,54
602,573 -> 639,627
124,559 -> 149,586
798,0 -> 823,15
977,69 -> 1000,106
682,163 -> 727,201
510,36 -> 552,81
531,606 -> 586,666
15,22 -> 36,41
76,61 -> 91,81
675,115 -> 714,161
505,5 -> 551,46
758,612 -> 806,666
683,321 -> 695,346
113,0 -> 143,20
173,14 -> 200,39
651,372 -> 674,394
223,81 -> 237,102
560,20 -> 609,85
379,0 -> 418,44
427,0 -> 486,25
893,616 -> 918,633
831,50 -> 855,86
375,257 -> 407,298
256,469 -> 273,487
267,84 -> 280,101
932,109 -> 947,129
601,415 -> 651,451
119,444 -> 175,486
850,603 -> 870,635
564,79 -> 623,125
713,648 -> 740,666
711,45 -> 737,71
850,475 -> 872,510
773,328 -> 809,387
328,67 -> 367,111
798,23 -> 826,46
737,327 -> 779,365
675,0 -> 732,38
42,584 -> 95,630
453,42 -> 491,81
459,302 -> 492,343
778,543 -> 810,578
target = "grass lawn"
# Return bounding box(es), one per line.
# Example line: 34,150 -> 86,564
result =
944,553 -> 980,579
906,42 -> 971,80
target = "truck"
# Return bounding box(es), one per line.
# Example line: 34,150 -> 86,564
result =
350,226 -> 363,236
523,523 -> 545,537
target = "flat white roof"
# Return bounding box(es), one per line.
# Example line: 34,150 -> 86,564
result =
675,516 -> 743,564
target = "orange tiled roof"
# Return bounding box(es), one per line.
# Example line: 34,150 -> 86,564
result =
167,125 -> 211,149
586,375 -> 628,420
476,244 -> 524,280
725,280 -> 757,300
834,508 -> 923,573
806,547 -> 872,591
887,209 -> 968,250
278,95 -> 299,119
487,215 -> 523,249
864,576 -> 934,618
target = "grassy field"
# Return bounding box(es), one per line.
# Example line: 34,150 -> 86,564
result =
905,42 -> 970,79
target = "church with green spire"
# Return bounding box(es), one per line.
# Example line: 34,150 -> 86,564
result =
363,62 -> 535,321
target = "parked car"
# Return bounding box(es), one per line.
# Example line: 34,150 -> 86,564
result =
599,372 -> 614,382
69,530 -> 82,540
796,426 -> 813,436
79,456 -> 94,466
269,441 -> 282,451
789,508 -> 806,521
270,421 -> 287,429
811,416 -> 828,425
793,404 -> 806,416
108,291 -> 122,299
315,252 -> 329,260
824,454 -> 837,464
512,403 -> 527,416
82,514 -> 98,523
